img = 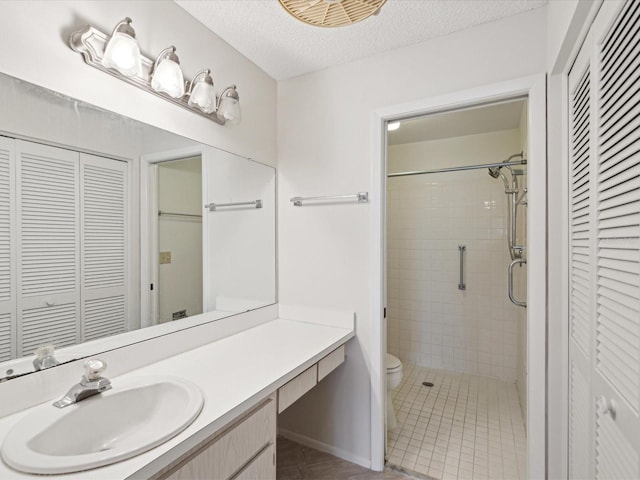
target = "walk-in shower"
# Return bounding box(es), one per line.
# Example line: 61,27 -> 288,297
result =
385,100 -> 529,480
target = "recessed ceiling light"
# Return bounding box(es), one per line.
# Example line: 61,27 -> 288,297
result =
387,121 -> 400,131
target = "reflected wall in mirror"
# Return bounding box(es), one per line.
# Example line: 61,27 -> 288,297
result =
0,72 -> 276,381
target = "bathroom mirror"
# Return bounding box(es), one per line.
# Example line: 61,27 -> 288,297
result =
0,72 -> 276,381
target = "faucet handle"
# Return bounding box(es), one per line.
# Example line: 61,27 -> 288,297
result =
84,358 -> 107,381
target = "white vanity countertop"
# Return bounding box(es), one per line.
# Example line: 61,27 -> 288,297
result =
0,318 -> 354,479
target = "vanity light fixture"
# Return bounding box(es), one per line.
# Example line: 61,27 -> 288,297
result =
387,121 -> 400,131
69,18 -> 240,125
150,46 -> 185,99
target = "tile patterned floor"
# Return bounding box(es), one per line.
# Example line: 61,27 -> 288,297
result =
386,364 -> 527,480
277,436 -> 427,480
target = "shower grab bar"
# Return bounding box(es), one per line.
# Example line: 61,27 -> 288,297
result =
205,200 -> 262,211
387,159 -> 526,178
458,245 -> 466,291
508,259 -> 527,307
290,192 -> 369,206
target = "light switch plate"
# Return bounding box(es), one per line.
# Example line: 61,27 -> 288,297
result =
159,251 -> 172,264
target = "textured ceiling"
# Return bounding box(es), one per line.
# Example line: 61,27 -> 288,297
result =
175,0 -> 547,80
388,100 -> 526,146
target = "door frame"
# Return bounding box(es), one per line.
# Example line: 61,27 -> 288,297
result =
140,145 -> 208,328
370,74 -> 547,477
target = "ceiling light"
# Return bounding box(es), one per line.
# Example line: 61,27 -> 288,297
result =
387,122 -> 400,131
187,69 -> 216,114
101,18 -> 142,77
150,46 -> 185,99
217,85 -> 241,124
69,19 -> 241,125
278,0 -> 386,28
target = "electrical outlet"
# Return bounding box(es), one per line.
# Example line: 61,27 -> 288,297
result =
159,251 -> 172,264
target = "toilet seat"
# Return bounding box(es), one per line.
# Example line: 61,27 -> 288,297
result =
386,353 -> 402,372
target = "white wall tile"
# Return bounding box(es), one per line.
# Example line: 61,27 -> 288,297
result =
387,129 -> 525,381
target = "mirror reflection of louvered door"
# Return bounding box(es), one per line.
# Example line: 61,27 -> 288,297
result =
16,141 -> 80,357
80,154 -> 128,342
0,136 -> 16,362
568,1 -> 640,478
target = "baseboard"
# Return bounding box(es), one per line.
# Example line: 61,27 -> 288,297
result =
278,428 -> 371,470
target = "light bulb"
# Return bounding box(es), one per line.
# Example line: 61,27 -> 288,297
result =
188,70 -> 216,114
101,19 -> 142,78
151,47 -> 185,98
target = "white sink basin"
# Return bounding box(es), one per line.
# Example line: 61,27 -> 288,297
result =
1,376 -> 204,474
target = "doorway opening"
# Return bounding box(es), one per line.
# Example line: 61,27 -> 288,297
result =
384,99 -> 530,479
153,156 -> 203,325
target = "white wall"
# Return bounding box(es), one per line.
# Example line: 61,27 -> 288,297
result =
386,130 -> 523,382
277,8 -> 547,467
158,158 -> 203,323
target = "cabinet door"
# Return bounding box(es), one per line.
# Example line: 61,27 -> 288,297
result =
233,444 -> 275,480
568,1 -> 640,477
80,153 -> 128,341
0,136 -> 15,362
15,140 -> 79,356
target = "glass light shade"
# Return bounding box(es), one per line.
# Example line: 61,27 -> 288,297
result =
151,58 -> 185,98
188,81 -> 216,114
218,96 -> 241,124
102,32 -> 142,77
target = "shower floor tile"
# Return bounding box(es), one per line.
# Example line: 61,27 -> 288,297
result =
386,364 -> 526,480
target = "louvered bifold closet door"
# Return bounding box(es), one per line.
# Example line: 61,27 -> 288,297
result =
0,137 -> 16,362
592,0 -> 640,477
568,36 -> 595,480
16,140 -> 80,356
80,154 -> 128,342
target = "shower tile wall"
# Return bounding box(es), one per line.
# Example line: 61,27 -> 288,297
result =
387,130 -> 525,382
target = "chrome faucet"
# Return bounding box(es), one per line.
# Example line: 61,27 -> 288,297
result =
53,358 -> 112,408
33,344 -> 60,371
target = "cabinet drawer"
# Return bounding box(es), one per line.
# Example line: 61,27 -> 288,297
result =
278,365 -> 317,413
318,345 -> 345,381
233,443 -> 275,480
162,397 -> 276,480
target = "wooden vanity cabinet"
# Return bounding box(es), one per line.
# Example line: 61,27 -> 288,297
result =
157,395 -> 276,480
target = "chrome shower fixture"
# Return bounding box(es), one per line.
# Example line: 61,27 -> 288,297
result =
488,152 -> 527,261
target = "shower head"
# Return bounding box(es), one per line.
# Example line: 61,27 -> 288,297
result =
488,167 -> 501,178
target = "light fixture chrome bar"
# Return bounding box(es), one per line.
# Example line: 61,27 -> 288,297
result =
458,245 -> 466,291
388,159 -> 527,178
69,25 -> 227,125
205,200 -> 263,211
158,210 -> 202,218
508,259 -> 527,308
290,192 -> 369,206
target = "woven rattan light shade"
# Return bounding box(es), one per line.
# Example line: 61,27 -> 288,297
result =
278,0 -> 386,28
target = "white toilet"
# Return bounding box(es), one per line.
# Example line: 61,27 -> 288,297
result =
386,353 -> 403,430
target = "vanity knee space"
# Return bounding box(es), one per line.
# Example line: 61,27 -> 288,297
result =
277,345 -> 346,413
